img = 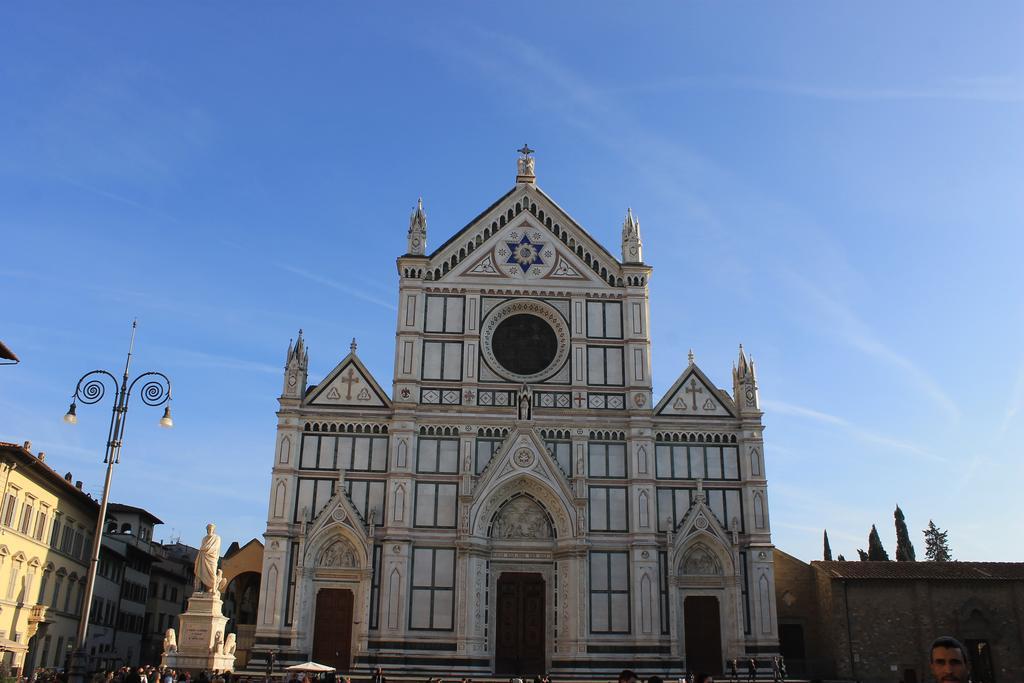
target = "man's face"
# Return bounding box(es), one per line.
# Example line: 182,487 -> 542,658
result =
930,646 -> 968,683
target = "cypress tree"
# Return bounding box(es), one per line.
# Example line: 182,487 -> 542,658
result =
923,520 -> 953,561
894,505 -> 916,561
837,554 -> 846,562
823,529 -> 833,561
856,549 -> 868,561
867,524 -> 890,560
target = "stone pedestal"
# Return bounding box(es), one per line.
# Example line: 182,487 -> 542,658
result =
162,591 -> 236,672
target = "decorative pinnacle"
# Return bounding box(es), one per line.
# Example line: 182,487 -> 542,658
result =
688,349 -> 695,365
350,338 -> 357,354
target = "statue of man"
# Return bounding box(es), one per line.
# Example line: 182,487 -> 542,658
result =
194,523 -> 222,593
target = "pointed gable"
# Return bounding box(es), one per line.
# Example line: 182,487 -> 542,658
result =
307,348 -> 391,409
655,362 -> 736,418
424,184 -> 624,288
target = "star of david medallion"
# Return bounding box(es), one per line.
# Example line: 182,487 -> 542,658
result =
505,234 -> 545,273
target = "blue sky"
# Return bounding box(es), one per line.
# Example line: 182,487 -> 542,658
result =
2,3 -> 1022,562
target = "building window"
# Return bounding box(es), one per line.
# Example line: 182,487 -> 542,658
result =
413,483 -> 457,528
293,478 -> 335,523
589,487 -> 628,532
586,346 -> 624,386
18,498 -> 34,535
299,434 -> 388,471
424,295 -> 465,333
409,547 -> 455,630
2,489 -> 18,527
369,545 -> 382,629
34,506 -> 48,541
656,487 -> 744,532
345,480 -> 386,526
656,444 -> 740,480
545,439 -> 572,476
422,341 -> 462,381
51,575 -> 64,610
586,301 -> 623,339
38,571 -> 50,604
590,551 -> 630,633
416,438 -> 460,474
588,442 -> 627,478
475,438 -> 503,475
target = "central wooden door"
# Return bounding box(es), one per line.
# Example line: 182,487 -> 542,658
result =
312,588 -> 354,672
684,595 -> 723,675
495,573 -> 545,674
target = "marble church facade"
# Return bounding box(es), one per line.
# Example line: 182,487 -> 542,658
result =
253,152 -> 780,677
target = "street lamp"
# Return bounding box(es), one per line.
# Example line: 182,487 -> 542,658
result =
63,320 -> 173,682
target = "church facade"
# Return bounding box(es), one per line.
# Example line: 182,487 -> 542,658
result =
253,151 -> 779,678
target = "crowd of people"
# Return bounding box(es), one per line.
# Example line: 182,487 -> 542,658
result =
27,667 -> 255,683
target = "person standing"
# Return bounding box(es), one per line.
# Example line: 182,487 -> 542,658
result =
370,668 -> 386,683
728,659 -> 738,683
746,658 -> 757,682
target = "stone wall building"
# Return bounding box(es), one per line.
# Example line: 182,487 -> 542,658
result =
773,552 -> 1024,682
253,151 -> 780,678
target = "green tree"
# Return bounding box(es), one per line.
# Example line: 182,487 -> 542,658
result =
923,520 -> 953,561
823,529 -> 833,561
868,524 -> 890,560
837,554 -> 846,562
856,549 -> 868,561
894,505 -> 917,561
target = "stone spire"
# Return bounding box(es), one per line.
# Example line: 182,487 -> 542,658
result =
282,329 -> 308,399
407,198 -> 427,256
622,207 -> 643,263
516,144 -> 536,184
732,343 -> 760,412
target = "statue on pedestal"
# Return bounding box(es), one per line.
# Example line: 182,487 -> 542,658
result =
194,523 -> 222,594
163,628 -> 177,653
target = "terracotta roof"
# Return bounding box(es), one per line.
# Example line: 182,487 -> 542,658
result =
0,441 -> 99,511
812,560 -> 1024,580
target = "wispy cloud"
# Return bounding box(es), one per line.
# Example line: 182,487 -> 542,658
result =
276,264 -> 397,311
150,346 -> 281,375
764,398 -> 944,462
605,75 -> 1024,104
781,270 -> 960,422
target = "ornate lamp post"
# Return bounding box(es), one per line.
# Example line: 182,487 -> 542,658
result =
62,321 -> 173,681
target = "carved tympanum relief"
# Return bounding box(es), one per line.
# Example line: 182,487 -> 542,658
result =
318,538 -> 358,568
490,496 -> 553,540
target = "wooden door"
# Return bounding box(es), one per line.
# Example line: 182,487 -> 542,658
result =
684,595 -> 723,675
495,573 -> 545,674
312,588 -> 354,672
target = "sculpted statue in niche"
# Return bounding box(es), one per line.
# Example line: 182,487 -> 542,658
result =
318,538 -> 358,568
490,497 -> 552,539
683,546 -> 721,576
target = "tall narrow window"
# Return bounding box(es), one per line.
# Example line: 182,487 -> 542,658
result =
586,346 -> 625,386
589,551 -> 630,633
424,295 -> 465,333
409,548 -> 455,630
589,487 -> 628,532
416,438 -> 460,473
586,301 -> 623,339
413,483 -> 458,528
588,442 -> 627,478
422,342 -> 463,381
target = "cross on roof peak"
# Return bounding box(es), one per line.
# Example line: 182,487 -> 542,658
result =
518,144 -> 534,157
